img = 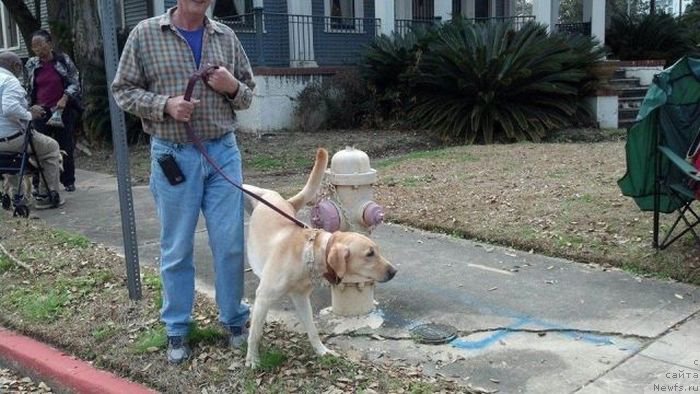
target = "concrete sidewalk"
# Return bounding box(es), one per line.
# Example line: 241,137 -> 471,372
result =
29,169 -> 700,393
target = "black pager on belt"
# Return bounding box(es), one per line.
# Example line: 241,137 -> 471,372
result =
158,154 -> 185,185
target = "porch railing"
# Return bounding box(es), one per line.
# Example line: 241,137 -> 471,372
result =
462,15 -> 536,31
555,22 -> 592,36
218,9 -> 380,67
395,17 -> 442,36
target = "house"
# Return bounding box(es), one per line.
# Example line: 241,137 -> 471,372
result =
0,1 -> 613,132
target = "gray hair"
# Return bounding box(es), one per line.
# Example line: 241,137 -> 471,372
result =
0,52 -> 22,74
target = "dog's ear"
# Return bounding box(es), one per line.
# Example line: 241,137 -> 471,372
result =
328,244 -> 349,279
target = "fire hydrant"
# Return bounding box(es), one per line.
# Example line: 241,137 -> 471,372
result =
311,147 -> 385,316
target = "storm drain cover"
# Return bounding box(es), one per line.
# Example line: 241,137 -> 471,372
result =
410,323 -> 458,345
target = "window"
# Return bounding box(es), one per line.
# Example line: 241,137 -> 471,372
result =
0,5 -> 20,50
413,0 -> 435,20
214,0 -> 254,18
214,0 -> 255,31
325,0 -> 364,32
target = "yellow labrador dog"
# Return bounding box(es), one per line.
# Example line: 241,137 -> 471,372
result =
243,148 -> 397,368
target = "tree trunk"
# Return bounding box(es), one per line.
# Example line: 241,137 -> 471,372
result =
47,0 -> 73,57
0,0 -> 40,54
71,0 -> 103,74
71,0 -> 105,143
650,0 -> 656,14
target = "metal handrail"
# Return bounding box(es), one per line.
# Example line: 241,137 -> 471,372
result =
217,11 -> 381,66
555,22 -> 592,36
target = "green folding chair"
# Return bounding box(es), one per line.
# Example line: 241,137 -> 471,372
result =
618,56 -> 700,249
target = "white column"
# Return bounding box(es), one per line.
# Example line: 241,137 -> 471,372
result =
464,0 -> 474,18
288,0 -> 316,67
534,0 -> 556,32
590,0 -> 605,47
435,0 -> 452,22
375,0 -> 396,36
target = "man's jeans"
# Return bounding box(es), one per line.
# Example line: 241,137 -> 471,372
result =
150,133 -> 249,337
0,130 -> 61,195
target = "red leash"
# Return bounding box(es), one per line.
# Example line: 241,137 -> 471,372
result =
183,67 -> 308,229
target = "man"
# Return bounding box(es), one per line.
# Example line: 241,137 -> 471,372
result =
112,0 -> 254,364
0,52 -> 64,209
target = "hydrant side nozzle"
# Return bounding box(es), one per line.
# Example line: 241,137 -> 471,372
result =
362,201 -> 385,227
311,199 -> 342,233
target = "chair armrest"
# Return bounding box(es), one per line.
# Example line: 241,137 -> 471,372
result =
659,145 -> 700,182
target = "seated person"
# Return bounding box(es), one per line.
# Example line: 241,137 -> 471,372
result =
0,52 -> 64,209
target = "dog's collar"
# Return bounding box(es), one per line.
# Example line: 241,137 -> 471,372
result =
322,232 -> 341,285
303,230 -> 340,286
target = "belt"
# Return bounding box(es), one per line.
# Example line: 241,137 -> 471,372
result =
0,132 -> 22,143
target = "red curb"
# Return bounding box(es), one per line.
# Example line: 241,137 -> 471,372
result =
0,327 -> 156,394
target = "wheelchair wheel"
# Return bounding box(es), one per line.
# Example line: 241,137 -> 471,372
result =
13,204 -> 29,218
1,193 -> 10,210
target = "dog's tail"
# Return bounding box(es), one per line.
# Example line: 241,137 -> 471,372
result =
288,148 -> 328,212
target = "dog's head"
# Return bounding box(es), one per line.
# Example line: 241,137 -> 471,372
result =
326,232 -> 397,283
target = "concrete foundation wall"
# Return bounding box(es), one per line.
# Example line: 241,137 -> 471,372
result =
618,60 -> 666,86
236,72 -> 328,133
585,95 -> 618,129
623,66 -> 664,86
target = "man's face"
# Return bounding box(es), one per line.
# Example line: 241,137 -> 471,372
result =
177,0 -> 212,16
10,61 -> 23,78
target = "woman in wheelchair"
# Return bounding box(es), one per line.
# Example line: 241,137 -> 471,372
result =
0,51 -> 64,213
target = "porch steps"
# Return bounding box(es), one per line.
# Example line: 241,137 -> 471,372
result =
609,69 -> 649,129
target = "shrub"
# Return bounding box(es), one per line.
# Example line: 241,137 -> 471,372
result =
680,8 -> 700,56
293,69 -> 376,131
606,12 -> 692,65
408,20 -> 604,143
360,30 -> 436,121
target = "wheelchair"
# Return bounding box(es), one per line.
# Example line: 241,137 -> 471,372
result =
0,125 -> 61,217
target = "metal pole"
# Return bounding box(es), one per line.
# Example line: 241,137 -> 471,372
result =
99,0 -> 142,300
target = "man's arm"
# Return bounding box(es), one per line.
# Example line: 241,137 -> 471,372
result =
2,78 -> 33,122
228,34 -> 255,110
111,24 -> 170,121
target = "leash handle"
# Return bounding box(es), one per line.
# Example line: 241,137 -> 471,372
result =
183,67 -> 309,229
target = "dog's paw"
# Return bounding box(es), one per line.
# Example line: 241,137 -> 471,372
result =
245,356 -> 260,369
315,345 -> 338,357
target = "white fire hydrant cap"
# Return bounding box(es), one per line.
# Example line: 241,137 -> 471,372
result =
328,147 -> 377,185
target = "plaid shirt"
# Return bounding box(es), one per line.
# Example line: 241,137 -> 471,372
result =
111,7 -> 255,143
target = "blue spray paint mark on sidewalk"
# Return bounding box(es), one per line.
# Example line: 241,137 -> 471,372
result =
451,318 -> 531,350
450,317 -> 621,351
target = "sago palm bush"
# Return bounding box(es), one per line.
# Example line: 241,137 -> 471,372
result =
606,12 -> 691,65
409,20 -> 604,143
360,29 -> 436,119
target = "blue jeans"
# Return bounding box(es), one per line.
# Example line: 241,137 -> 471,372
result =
150,133 -> 249,337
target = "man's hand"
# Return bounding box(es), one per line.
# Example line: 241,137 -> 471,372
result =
29,105 -> 45,120
165,95 -> 200,122
56,95 -> 68,110
205,67 -> 240,97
